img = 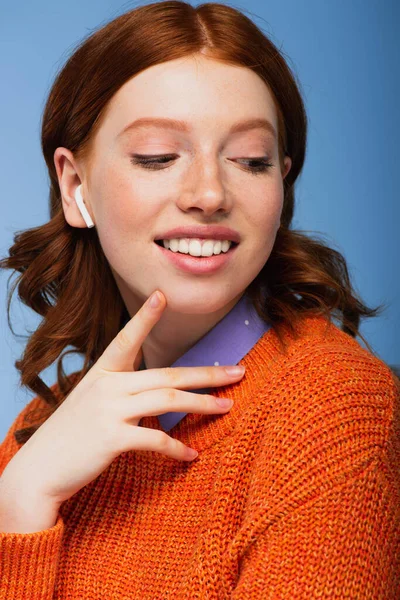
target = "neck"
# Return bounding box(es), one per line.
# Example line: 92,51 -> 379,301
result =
116,283 -> 246,370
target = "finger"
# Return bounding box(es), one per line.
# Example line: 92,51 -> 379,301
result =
118,387 -> 233,421
95,290 -> 166,373
118,424 -> 199,462
110,364 -> 246,396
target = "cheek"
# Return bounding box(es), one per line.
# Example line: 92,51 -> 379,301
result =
92,164 -> 146,233
93,190 -> 146,281
249,182 -> 283,240
89,174 -> 146,266
103,194 -> 138,232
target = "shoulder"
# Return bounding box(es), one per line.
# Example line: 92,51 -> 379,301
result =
247,316 -> 400,510
256,314 -> 399,460
292,315 -> 398,404
264,313 -> 397,397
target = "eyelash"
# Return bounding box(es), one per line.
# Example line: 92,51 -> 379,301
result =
130,154 -> 273,175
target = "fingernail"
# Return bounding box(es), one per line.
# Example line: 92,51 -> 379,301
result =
224,365 -> 245,376
149,291 -> 161,308
216,398 -> 233,408
187,448 -> 198,459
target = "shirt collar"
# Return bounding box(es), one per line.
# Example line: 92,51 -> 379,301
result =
126,291 -> 271,432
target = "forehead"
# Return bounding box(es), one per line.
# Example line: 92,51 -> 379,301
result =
98,55 -> 278,140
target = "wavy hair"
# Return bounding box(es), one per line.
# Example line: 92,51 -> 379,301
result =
0,1 -> 390,445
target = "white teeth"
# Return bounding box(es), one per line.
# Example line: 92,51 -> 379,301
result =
162,238 -> 233,256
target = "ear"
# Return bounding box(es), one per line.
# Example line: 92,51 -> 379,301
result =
53,147 -> 94,228
282,156 -> 292,180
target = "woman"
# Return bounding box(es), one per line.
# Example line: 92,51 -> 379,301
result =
0,1 -> 398,598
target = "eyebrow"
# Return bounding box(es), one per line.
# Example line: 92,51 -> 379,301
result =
117,116 -> 277,140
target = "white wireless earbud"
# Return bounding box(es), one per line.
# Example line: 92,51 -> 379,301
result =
75,185 -> 95,228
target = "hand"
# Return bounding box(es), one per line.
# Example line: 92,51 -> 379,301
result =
0,290 -> 245,507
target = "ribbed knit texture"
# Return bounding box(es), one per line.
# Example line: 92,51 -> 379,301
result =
0,314 -> 399,599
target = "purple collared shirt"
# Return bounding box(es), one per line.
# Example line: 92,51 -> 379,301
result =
126,292 -> 271,432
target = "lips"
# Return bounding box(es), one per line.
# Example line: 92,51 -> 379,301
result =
153,225 -> 241,244
155,238 -> 238,274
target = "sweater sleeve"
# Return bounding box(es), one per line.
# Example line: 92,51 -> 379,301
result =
0,395 -> 65,600
232,454 -> 400,599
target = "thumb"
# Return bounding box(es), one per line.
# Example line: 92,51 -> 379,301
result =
95,290 -> 165,373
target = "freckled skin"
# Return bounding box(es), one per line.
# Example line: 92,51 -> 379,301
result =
54,53 -> 291,369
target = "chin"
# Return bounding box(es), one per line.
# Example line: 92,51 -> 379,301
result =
160,286 -> 244,315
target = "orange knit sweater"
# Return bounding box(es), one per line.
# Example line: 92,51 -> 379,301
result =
0,315 -> 399,599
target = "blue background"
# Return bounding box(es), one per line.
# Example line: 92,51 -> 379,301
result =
1,0 -> 399,441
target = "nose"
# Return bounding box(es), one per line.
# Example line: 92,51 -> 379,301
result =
175,155 -> 233,217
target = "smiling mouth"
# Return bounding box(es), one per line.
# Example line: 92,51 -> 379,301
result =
154,240 -> 239,259
153,238 -> 239,275
154,240 -> 239,249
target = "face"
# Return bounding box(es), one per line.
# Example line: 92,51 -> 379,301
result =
59,54 -> 291,316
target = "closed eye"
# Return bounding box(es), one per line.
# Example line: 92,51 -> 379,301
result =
130,154 -> 273,175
